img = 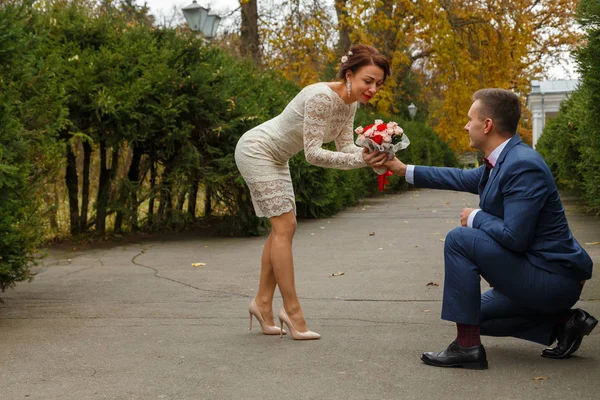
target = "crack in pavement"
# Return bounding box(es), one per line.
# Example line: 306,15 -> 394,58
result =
131,245 -> 250,299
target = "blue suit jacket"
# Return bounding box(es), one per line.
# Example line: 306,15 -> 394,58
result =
414,134 -> 592,282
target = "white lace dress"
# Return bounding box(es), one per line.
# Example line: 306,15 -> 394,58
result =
235,82 -> 367,218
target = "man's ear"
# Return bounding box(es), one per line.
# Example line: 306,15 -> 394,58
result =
484,118 -> 494,134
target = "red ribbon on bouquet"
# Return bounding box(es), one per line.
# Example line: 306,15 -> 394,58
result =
377,170 -> 393,191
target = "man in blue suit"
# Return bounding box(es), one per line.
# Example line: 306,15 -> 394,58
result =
384,89 -> 596,369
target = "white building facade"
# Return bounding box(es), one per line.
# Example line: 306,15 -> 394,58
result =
527,79 -> 579,148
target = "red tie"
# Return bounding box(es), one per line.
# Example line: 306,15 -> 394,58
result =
483,157 -> 493,170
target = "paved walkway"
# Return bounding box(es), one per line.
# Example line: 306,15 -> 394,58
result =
1,189 -> 599,400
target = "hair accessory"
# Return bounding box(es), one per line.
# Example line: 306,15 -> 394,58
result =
340,50 -> 353,64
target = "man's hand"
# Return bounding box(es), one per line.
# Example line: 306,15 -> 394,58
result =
383,157 -> 407,177
460,208 -> 476,227
362,148 -> 388,169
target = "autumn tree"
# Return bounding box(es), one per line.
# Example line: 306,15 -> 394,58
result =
260,0 -> 337,86
261,0 -> 581,152
419,0 -> 580,151
339,0 -> 436,117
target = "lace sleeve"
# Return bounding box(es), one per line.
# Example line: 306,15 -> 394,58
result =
303,94 -> 366,170
335,103 -> 364,157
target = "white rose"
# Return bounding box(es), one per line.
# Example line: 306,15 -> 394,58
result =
355,127 -> 364,134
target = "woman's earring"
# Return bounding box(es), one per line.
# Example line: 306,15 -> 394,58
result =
346,80 -> 351,98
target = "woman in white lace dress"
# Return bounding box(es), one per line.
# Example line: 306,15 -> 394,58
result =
235,44 -> 391,339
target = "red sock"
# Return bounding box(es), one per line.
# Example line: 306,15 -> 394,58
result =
456,323 -> 481,347
558,310 -> 573,324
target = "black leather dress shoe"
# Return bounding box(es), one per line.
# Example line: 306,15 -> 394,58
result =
421,340 -> 488,370
542,308 -> 598,359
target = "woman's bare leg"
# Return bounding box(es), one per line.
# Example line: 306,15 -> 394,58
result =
268,211 -> 308,332
254,233 -> 277,325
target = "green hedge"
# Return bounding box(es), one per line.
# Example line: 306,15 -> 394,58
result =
536,0 -> 600,214
536,86 -> 600,214
0,0 -> 460,294
0,2 -> 48,291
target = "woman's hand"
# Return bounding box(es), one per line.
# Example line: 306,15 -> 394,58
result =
362,148 -> 388,169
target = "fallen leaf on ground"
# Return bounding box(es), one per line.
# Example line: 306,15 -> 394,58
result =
426,282 -> 440,287
585,242 -> 600,245
330,271 -> 345,277
423,309 -> 431,313
191,263 -> 206,267
532,376 -> 548,381
440,238 -> 446,242
369,232 -> 375,236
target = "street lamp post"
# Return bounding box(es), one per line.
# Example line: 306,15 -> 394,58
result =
182,0 -> 221,39
408,103 -> 417,120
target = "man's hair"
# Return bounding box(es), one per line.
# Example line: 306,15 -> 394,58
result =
472,89 -> 521,135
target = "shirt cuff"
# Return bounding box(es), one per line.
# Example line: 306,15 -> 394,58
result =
467,209 -> 481,228
406,165 -> 415,184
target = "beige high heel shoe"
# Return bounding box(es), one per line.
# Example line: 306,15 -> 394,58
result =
249,300 -> 286,335
278,307 -> 321,340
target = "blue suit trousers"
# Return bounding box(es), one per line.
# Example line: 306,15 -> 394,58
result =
442,227 -> 583,345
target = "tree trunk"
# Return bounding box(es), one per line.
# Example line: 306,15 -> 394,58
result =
176,189 -> 186,213
65,141 -> 80,235
240,0 -> 260,64
47,185 -> 59,231
148,160 -> 156,225
127,146 -> 143,231
96,141 -> 109,233
111,147 -> 122,232
157,162 -> 172,220
334,0 -> 351,54
187,172 -> 199,218
114,208 -> 124,232
204,185 -> 212,217
79,140 -> 92,233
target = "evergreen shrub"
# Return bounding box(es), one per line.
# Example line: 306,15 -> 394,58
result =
536,0 -> 600,214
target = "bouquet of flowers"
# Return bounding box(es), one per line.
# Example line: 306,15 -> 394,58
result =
355,120 -> 410,191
